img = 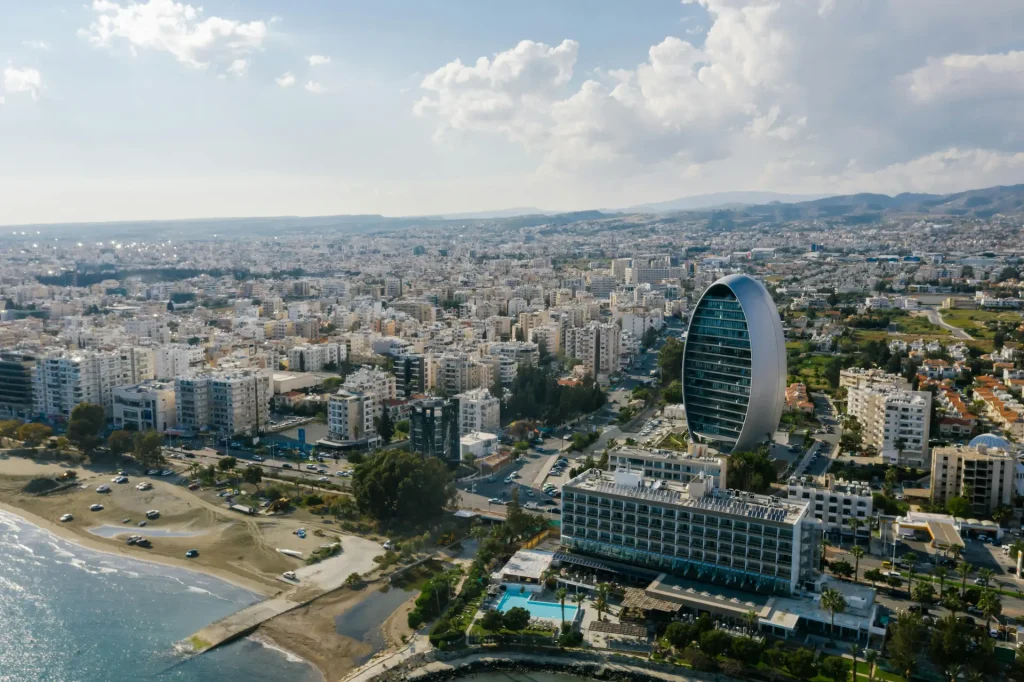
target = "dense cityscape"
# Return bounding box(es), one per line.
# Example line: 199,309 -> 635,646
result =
0,200 -> 1023,681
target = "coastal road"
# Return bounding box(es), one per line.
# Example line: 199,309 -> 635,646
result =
920,307 -> 973,340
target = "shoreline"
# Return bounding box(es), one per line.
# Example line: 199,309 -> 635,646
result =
0,500 -> 277,597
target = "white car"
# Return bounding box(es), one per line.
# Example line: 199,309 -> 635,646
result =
145,510 -> 160,519
136,482 -> 152,491
282,571 -> 297,581
60,513 -> 73,522
89,504 -> 104,512
382,540 -> 393,551
488,497 -> 501,504
318,476 -> 329,483
96,484 -> 111,493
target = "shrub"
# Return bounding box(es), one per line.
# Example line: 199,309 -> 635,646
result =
683,645 -> 716,672
407,610 -> 424,629
558,629 -> 584,647
480,609 -> 503,631
502,606 -> 531,631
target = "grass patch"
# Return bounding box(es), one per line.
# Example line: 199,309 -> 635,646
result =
940,309 -> 1023,340
188,635 -> 211,651
895,314 -> 950,336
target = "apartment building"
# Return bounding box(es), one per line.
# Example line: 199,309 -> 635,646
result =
113,380 -> 176,432
839,368 -> 910,391
930,443 -> 1015,514
561,469 -> 817,595
327,389 -> 376,445
607,446 -> 728,489
154,343 -> 205,380
33,349 -> 124,418
0,351 -> 37,418
392,353 -> 426,398
847,385 -> 931,467
174,369 -> 271,436
437,353 -> 485,395
455,387 -> 500,435
118,346 -> 155,385
564,322 -> 621,377
785,476 -> 872,538
343,367 -> 397,405
410,397 -> 460,465
287,342 -> 344,372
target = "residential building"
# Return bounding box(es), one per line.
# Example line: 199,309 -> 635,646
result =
327,389 -> 376,446
682,274 -> 786,454
785,476 -> 872,538
785,383 -> 814,414
460,431 -> 498,461
392,353 -> 426,398
0,351 -> 37,418
565,322 -> 621,377
287,343 -> 344,372
113,381 -> 176,432
32,349 -> 124,418
455,387 -> 500,435
930,441 -> 1015,514
174,369 -> 270,436
606,445 -> 728,489
847,385 -> 931,467
838,368 -> 910,391
154,343 -> 205,380
410,397 -> 460,465
561,469 -> 817,594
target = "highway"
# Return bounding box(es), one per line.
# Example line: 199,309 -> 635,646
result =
920,306 -> 973,340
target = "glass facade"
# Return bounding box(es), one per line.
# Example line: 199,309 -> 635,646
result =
683,283 -> 752,448
561,489 -> 796,594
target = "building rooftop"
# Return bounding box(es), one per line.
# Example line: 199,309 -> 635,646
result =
567,469 -> 806,524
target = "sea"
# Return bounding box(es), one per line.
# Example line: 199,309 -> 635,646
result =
0,509 -> 321,682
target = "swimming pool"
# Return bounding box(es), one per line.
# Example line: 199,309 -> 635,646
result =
497,590 -> 578,622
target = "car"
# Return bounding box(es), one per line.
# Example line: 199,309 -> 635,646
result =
973,578 -> 988,586
96,484 -> 111,493
488,497 -> 500,504
184,452 -> 196,458
252,455 -> 264,462
306,464 -> 317,471
185,549 -> 199,558
90,504 -> 104,512
60,513 -> 73,522
146,469 -> 161,476
318,476 -> 329,483
113,476 -> 129,484
188,482 -> 200,490
145,510 -> 160,519
282,463 -> 293,469
136,482 -> 153,491
382,540 -> 393,550
282,571 -> 297,581
182,444 -> 195,451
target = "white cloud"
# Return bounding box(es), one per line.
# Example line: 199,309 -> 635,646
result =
81,0 -> 269,69
227,59 -> 248,76
307,55 -> 331,66
275,72 -> 296,87
305,80 -> 326,94
4,67 -> 43,100
415,1 -> 1024,196
22,40 -> 50,51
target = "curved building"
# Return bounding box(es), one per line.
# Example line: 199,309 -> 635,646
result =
682,274 -> 786,453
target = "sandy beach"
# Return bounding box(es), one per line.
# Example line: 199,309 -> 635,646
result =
0,453 -> 427,682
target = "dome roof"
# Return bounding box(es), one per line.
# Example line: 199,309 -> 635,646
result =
968,433 -> 1013,450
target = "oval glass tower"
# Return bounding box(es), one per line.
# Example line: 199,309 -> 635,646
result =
682,274 -> 786,453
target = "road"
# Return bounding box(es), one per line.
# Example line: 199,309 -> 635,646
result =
920,306 -> 973,340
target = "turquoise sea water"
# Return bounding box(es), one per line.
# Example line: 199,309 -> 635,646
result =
0,509 -> 320,682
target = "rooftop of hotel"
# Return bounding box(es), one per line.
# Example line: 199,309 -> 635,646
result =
566,469 -> 807,524
608,445 -> 724,465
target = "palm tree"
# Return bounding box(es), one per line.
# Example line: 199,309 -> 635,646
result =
744,609 -> 759,635
848,643 -> 860,681
848,517 -> 862,546
942,591 -> 963,616
573,591 -> 586,611
977,567 -> 995,587
556,587 -> 568,627
957,560 -> 973,598
850,546 -> 865,583
979,590 -> 1002,633
594,582 -> 611,622
820,587 -> 847,638
864,649 -> 879,682
934,566 -> 948,598
820,536 -> 831,571
903,551 -> 917,591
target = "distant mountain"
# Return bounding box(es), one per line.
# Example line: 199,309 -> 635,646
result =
685,184 -> 1024,225
439,207 -> 551,219
613,191 -> 826,213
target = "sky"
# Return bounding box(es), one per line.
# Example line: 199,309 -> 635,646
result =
2,0 -> 1024,225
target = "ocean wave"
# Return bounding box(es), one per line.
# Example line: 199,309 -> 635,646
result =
248,634 -> 309,665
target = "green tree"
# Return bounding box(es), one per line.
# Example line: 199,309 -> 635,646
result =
821,656 -> 849,682
787,648 -> 818,680
934,566 -> 948,598
863,568 -> 884,587
947,495 -> 971,518
351,448 -> 456,522
377,409 -> 395,445
555,587 -> 568,627
502,606 -> 530,631
912,581 -> 936,606
594,582 -> 611,622
728,448 -> 777,493
107,430 -> 134,456
698,629 -> 731,658
17,423 -> 53,447
67,402 -> 105,454
903,551 -> 918,591
864,649 -> 879,682
663,380 -> 683,404
133,431 -> 165,468
957,560 -> 973,598
829,559 -> 854,580
0,419 -> 22,439
849,545 -> 865,583
820,588 -> 846,637
394,419 -> 410,437
657,337 -> 684,385
889,612 -> 924,681
979,590 -> 1002,632
243,465 -> 263,490
665,622 -> 691,649
218,455 -> 237,471
480,609 -> 504,631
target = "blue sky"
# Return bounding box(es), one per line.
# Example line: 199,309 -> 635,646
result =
2,0 -> 1024,224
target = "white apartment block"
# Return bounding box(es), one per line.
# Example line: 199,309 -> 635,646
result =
343,367 -> 397,406
607,446 -> 728,489
786,476 -> 872,537
113,380 -> 176,432
118,346 -> 155,384
287,342 -> 344,372
154,343 -> 206,380
565,322 -> 621,377
455,387 -> 500,435
327,389 -> 376,445
931,444 -> 1015,514
32,349 -> 124,418
847,385 -> 931,467
616,310 -> 664,339
437,353 -> 485,395
839,368 -> 910,391
174,369 -> 271,436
